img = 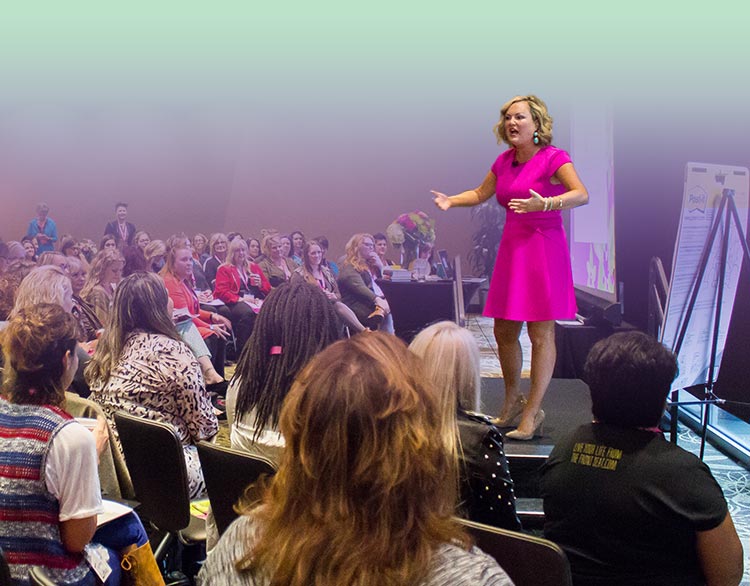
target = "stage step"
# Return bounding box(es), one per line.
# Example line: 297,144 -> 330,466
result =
516,497 -> 544,530
506,443 -> 552,500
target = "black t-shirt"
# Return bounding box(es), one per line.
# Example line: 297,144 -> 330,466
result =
540,423 -> 727,586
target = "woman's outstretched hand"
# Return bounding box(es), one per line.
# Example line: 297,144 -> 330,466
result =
431,190 -> 452,211
509,189 -> 544,214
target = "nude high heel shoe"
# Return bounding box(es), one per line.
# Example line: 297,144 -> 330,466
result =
505,409 -> 545,441
491,395 -> 527,427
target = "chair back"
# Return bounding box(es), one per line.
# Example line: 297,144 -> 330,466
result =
64,391 -> 135,499
27,566 -> 57,586
458,518 -> 572,586
0,547 -> 11,586
114,411 -> 191,532
196,441 -> 277,535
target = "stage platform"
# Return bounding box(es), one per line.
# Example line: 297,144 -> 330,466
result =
479,377 -> 592,511
480,376 -> 592,447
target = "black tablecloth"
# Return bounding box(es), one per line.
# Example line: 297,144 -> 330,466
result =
377,278 -> 485,342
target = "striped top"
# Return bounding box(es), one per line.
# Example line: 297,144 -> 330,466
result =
198,515 -> 514,586
0,399 -> 93,586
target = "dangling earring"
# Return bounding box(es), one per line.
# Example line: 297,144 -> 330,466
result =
533,131 -> 539,145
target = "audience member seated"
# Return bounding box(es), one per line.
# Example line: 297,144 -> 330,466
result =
79,238 -> 97,263
214,238 -> 270,356
337,233 -> 393,332
4,241 -> 27,265
373,231 -> 395,266
143,239 -> 166,273
99,233 -> 118,252
192,233 -> 209,265
256,232 -> 296,288
292,240 -> 366,333
314,235 -> 339,277
37,250 -> 69,272
161,241 -> 232,383
0,261 -> 36,325
279,234 -> 293,261
0,303 -> 161,586
410,321 -> 521,531
60,236 -> 91,271
199,332 -> 512,586
86,272 -> 219,499
246,237 -> 262,263
81,248 -> 125,326
21,235 -> 37,262
540,331 -> 743,586
67,256 -> 103,342
226,280 -> 340,462
289,230 -> 305,265
10,265 -> 94,397
203,233 -> 229,287
122,230 -> 150,277
134,230 -> 151,251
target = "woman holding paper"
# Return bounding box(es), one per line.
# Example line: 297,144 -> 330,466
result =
0,303 -> 162,585
432,95 -> 588,440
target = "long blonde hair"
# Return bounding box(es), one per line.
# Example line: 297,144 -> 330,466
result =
80,248 -> 124,299
343,233 -> 373,273
409,321 -> 482,457
238,332 -> 469,586
223,237 -> 248,268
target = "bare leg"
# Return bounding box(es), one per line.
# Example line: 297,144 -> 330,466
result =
334,301 -> 367,332
494,318 -> 524,419
514,320 -> 556,434
198,355 -> 224,385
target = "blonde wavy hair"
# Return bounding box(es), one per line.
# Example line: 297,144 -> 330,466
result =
9,266 -> 72,319
223,237 -> 249,268
260,229 -> 280,257
237,332 -> 469,586
80,248 -> 124,299
409,321 -> 481,458
343,233 -> 373,273
493,94 -> 553,147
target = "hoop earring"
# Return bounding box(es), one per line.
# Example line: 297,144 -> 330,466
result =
533,131 -> 540,145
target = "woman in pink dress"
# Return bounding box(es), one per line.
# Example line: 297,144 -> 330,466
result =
432,95 -> 588,440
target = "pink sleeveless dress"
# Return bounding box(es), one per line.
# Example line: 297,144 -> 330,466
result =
482,146 -> 577,322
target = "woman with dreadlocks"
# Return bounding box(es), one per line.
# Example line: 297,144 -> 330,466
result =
226,280 -> 341,462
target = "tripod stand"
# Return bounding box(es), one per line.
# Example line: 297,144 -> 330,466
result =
668,189 -> 750,459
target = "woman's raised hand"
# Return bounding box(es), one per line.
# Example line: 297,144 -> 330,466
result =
508,189 -> 545,214
431,190 -> 452,211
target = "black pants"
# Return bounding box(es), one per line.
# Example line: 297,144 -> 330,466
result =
204,334 -> 226,379
227,301 -> 256,356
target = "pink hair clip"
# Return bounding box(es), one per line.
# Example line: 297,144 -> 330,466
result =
270,346 -> 283,355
